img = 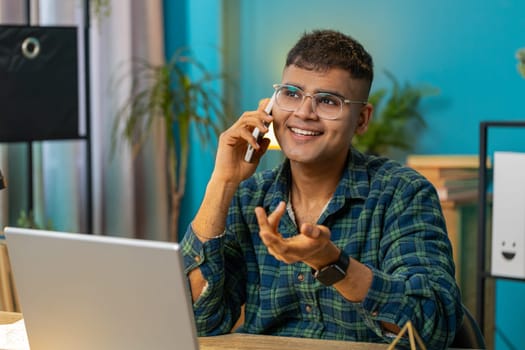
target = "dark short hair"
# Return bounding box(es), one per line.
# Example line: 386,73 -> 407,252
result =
285,29 -> 374,91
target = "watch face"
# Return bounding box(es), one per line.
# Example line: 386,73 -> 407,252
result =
313,251 -> 350,286
315,265 -> 346,286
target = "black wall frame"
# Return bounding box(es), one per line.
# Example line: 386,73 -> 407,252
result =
0,0 -> 92,233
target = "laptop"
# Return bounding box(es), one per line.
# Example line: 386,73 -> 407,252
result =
4,226 -> 199,350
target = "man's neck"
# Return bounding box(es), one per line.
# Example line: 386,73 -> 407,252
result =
289,158 -> 345,207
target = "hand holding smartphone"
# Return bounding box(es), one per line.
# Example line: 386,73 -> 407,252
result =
244,93 -> 276,163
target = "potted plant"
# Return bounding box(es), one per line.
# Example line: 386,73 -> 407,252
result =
352,70 -> 438,158
16,210 -> 53,230
112,49 -> 231,241
517,48 -> 525,78
91,0 -> 111,19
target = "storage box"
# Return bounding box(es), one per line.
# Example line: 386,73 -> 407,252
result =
491,152 -> 525,278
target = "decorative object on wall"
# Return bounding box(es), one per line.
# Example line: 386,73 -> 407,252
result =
352,70 -> 438,158
112,49 -> 231,241
517,48 -> 525,78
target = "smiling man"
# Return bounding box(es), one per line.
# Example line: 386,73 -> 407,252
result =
181,29 -> 463,350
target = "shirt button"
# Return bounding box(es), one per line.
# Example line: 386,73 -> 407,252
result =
305,305 -> 312,313
297,273 -> 305,282
194,255 -> 201,263
371,311 -> 378,317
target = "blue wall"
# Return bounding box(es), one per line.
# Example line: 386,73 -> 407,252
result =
163,0 -> 223,238
164,1 -> 525,348
237,0 -> 525,156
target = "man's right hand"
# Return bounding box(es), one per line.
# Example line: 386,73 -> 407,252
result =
211,98 -> 274,185
191,98 -> 275,241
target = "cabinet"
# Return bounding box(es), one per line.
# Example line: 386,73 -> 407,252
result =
0,2 -> 93,232
442,199 -> 480,312
442,197 -> 495,348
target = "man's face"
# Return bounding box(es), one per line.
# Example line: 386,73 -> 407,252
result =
272,65 -> 372,166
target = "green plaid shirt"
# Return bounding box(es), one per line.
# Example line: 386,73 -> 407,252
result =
182,148 -> 463,350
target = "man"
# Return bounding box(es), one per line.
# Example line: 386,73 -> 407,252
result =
181,29 -> 463,349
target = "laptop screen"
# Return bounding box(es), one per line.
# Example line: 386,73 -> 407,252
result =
4,227 -> 198,350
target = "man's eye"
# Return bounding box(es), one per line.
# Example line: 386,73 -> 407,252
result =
285,89 -> 301,99
317,95 -> 339,106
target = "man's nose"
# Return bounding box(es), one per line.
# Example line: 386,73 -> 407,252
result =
294,95 -> 317,120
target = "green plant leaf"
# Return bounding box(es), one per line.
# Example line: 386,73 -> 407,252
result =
353,70 -> 438,157
111,48 -> 231,241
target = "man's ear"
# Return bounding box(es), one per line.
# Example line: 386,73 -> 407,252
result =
355,103 -> 373,135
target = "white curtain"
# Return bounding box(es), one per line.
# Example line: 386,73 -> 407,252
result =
89,0 -> 168,240
0,0 -> 169,240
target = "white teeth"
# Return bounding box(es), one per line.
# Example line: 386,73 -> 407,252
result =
290,127 -> 321,136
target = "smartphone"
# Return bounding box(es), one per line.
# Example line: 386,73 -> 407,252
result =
244,92 -> 276,163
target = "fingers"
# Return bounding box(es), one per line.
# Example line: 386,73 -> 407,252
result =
229,98 -> 274,152
255,203 -> 333,265
300,223 -> 330,240
258,97 -> 274,114
211,96 -> 276,182
255,201 -> 286,232
248,97 -> 274,125
255,202 -> 286,258
251,97 -> 274,130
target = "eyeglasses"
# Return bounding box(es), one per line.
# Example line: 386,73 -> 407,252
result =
272,84 -> 367,120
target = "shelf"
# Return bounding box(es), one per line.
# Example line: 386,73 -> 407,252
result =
476,121 -> 525,341
482,272 -> 525,283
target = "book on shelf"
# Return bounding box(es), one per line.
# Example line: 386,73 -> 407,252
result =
431,176 -> 479,189
435,186 -> 478,202
406,154 -> 491,169
412,167 -> 478,186
406,154 -> 486,202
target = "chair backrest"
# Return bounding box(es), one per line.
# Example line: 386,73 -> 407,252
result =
450,305 -> 486,349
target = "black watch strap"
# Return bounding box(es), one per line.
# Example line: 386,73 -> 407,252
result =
312,250 -> 350,286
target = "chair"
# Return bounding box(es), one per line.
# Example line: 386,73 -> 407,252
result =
450,305 -> 486,349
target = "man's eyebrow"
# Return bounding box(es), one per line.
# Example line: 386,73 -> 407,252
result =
282,83 -> 346,98
281,82 -> 303,90
314,88 -> 347,99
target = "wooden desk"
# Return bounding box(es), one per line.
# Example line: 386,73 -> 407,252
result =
0,241 -> 19,312
0,312 -> 477,350
0,311 -> 22,324
0,312 -> 386,350
198,333 -> 387,350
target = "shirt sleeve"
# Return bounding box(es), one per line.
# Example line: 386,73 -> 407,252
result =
359,174 -> 464,350
181,225 -> 246,335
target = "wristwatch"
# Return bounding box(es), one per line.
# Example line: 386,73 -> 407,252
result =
312,250 -> 350,286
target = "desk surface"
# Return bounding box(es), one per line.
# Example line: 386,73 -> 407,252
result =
0,311 -> 22,324
198,333 -> 387,350
0,312 -> 475,350
0,312 -> 388,350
